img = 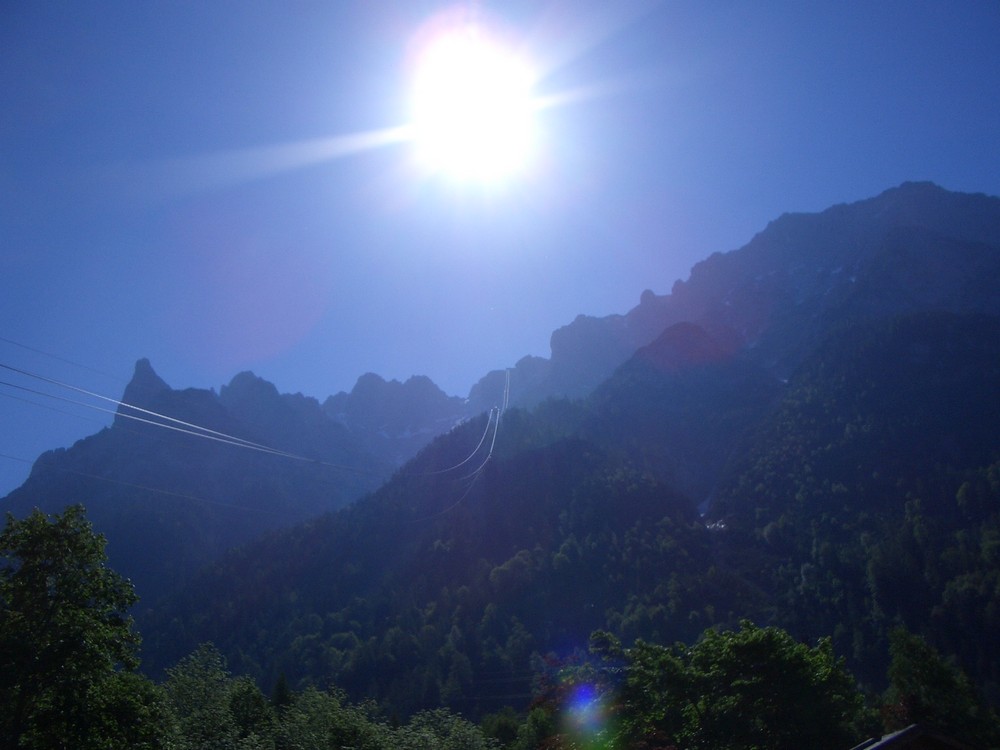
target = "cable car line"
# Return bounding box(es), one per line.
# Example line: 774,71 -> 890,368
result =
2,355 -> 513,513
456,406 -> 500,482
0,376 -> 310,461
501,367 -> 511,416
0,335 -> 122,381
0,361 -> 279,453
409,375 -> 506,523
0,363 -> 376,476
0,384 -> 111,426
421,407 -> 497,475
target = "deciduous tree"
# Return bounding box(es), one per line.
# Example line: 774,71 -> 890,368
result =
589,622 -> 863,750
0,505 -> 158,748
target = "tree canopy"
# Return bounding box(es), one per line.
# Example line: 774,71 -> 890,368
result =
566,621 -> 865,750
0,505 -> 158,748
883,628 -> 1000,748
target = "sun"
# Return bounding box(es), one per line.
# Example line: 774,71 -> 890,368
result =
409,21 -> 537,183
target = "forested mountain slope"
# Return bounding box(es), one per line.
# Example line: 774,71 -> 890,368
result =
143,309 -> 1000,719
141,408 -> 718,718
582,321 -> 782,506
710,311 -> 1000,691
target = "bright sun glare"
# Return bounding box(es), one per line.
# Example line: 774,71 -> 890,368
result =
410,23 -> 537,183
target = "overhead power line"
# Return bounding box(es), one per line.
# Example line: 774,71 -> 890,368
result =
0,350 -> 515,508
0,336 -> 123,381
0,362 -> 372,475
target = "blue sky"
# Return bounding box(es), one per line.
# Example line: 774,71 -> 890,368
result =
2,1 -> 1000,496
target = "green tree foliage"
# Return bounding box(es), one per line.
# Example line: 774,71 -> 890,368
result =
883,628 -> 1000,748
268,684 -> 502,750
149,625 -> 1000,750
87,671 -> 177,750
159,642 -> 502,750
578,623 -> 863,750
391,708 -> 500,750
230,675 -> 278,747
165,642 -> 280,750
273,687 -> 386,750
0,504 -> 167,749
711,312 -> 1000,689
142,422 -> 722,721
480,706 -> 522,747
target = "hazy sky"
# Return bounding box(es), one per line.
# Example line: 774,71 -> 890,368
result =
3,1 -> 1000,496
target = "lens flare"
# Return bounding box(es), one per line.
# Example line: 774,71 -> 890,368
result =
563,682 -> 614,748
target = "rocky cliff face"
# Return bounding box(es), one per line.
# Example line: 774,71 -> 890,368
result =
476,182 -> 1000,406
115,357 -> 169,425
323,372 -> 467,464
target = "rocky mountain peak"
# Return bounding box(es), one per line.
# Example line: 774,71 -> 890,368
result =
219,370 -> 281,408
324,372 -> 464,435
115,358 -> 170,425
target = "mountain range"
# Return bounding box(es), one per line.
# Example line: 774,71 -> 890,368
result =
4,181 -> 999,719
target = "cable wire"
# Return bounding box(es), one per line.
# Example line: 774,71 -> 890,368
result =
421,407 -> 497,475
0,362 -> 376,475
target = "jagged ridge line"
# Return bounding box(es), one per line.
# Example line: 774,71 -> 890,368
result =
0,364 -> 376,475
421,407 -> 497,476
0,377 -> 309,460
0,361 -> 278,451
